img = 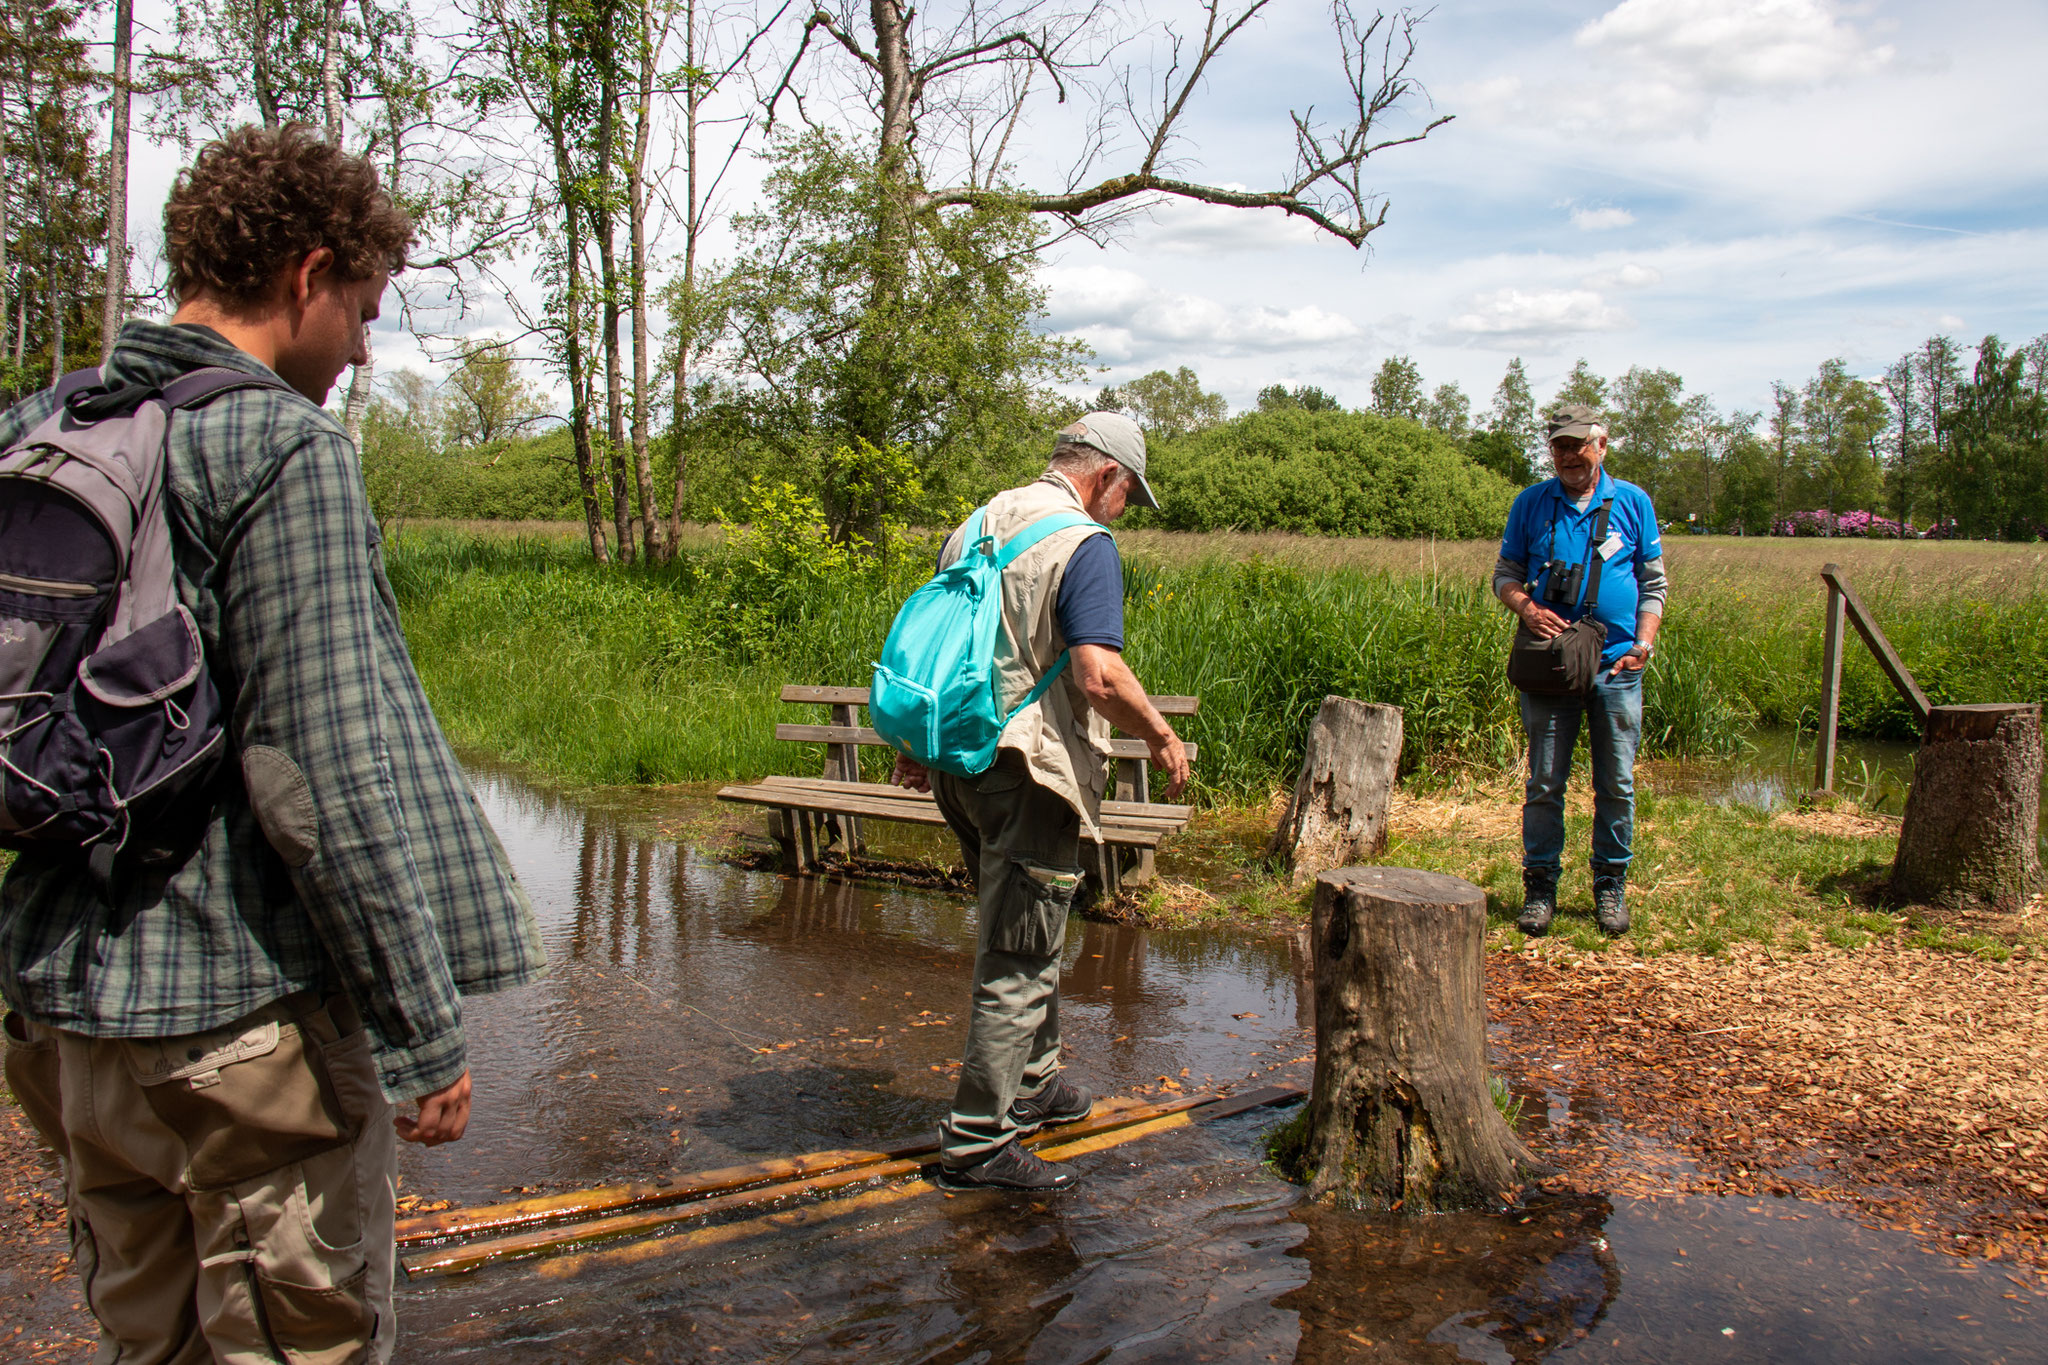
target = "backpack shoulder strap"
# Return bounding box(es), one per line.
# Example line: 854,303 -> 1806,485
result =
994,511 -> 1107,573
160,366 -> 295,411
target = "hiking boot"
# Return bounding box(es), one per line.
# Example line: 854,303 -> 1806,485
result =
1594,872 -> 1630,936
1516,868 -> 1558,936
934,1142 -> 1083,1192
1008,1076 -> 1093,1135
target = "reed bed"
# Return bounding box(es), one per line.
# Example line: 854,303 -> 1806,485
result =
386,527 -> 2048,800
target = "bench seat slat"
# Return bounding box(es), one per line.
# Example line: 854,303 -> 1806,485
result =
773,723 -> 1196,763
716,783 -> 1167,847
779,685 -> 1198,717
754,774 -> 1192,822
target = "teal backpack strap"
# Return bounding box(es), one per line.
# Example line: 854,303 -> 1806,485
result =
988,510 -> 1110,725
1000,651 -> 1074,725
993,511 -> 1106,572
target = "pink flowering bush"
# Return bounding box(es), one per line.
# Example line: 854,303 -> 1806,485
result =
1771,509 -> 1918,538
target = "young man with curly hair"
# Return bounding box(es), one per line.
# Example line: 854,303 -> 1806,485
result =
0,124 -> 544,1363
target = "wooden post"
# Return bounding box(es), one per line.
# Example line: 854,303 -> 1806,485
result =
1815,566 -> 1846,793
821,700 -> 864,856
1268,697 -> 1402,886
1892,704 -> 2044,909
1114,754 -> 1155,885
1289,868 -> 1542,1211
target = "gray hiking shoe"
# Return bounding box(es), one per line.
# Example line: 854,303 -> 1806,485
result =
935,1142 -> 1083,1192
1008,1076 -> 1093,1134
1516,869 -> 1558,936
1594,873 -> 1630,936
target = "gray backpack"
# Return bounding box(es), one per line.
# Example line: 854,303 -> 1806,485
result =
0,365 -> 291,880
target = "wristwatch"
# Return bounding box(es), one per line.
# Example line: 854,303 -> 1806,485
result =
1635,641 -> 1655,659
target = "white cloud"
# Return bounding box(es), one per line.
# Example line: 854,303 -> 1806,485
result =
1436,288 -> 1633,344
1461,0 -> 1896,137
1041,264 -> 1362,365
1571,206 -> 1636,231
1581,263 -> 1663,290
1938,314 -> 1965,330
1130,196 -> 1323,255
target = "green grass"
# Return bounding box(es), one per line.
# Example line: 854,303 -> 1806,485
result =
383,526 -> 2048,799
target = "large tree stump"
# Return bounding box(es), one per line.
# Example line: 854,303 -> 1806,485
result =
1296,867 -> 1542,1211
1892,703 -> 2044,908
1268,697 -> 1402,886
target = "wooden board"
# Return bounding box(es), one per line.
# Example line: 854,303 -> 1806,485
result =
781,684 -> 1199,717
755,775 -> 1193,825
717,783 -> 1168,847
773,723 -> 1196,763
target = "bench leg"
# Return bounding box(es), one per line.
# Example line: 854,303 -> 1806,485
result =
766,809 -> 799,872
796,810 -> 819,872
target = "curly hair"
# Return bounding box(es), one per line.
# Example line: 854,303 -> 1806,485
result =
164,124 -> 414,305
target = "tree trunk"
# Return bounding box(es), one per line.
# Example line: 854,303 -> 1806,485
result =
100,0 -> 132,362
1295,867 -> 1542,1211
593,3 -> 633,563
626,0 -> 660,563
344,342 -> 373,448
1268,696 -> 1402,886
1892,703 -> 2044,909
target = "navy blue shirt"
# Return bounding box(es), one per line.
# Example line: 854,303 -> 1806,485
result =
1056,533 -> 1124,649
934,530 -> 1125,649
1499,471 -> 1662,664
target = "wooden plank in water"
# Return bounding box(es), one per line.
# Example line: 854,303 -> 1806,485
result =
397,1096 -> 1157,1247
402,1089 -> 1280,1278
524,1086 -> 1304,1280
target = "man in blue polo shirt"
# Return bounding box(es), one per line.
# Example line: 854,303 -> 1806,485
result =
1493,403 -> 1668,936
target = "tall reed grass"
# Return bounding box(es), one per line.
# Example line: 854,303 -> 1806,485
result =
385,527 -> 2048,799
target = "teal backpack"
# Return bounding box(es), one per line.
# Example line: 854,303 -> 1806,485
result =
871,506 -> 1106,779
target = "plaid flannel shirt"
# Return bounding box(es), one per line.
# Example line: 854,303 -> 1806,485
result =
0,321 -> 545,1101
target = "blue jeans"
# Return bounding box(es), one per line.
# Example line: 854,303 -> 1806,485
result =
1520,668 -> 1644,876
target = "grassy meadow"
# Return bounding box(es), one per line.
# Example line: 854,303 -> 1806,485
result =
388,523 -> 2048,801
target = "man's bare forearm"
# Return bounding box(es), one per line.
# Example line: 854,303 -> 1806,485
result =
1072,644 -> 1170,741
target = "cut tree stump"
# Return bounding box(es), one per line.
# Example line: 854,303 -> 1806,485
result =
1892,703 -> 2044,909
1268,697 -> 1402,886
1296,867 -> 1542,1211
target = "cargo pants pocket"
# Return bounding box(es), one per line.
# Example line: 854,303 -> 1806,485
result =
988,858 -> 1082,958
2,1010 -> 66,1156
219,1139 -> 375,1365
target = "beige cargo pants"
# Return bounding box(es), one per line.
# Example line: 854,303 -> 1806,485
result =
3,992 -> 397,1365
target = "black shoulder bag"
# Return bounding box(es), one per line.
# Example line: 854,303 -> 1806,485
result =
1507,496 -> 1613,697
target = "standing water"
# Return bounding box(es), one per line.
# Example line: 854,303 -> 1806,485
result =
391,770 -> 2039,1362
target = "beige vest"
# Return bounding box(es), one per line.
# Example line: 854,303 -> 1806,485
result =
938,474 -> 1114,835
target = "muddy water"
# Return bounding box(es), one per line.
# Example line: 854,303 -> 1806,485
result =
391,772 -> 2041,1363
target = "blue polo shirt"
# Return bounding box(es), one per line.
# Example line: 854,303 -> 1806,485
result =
1499,472 -> 1662,664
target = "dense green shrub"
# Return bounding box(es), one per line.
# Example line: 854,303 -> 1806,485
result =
1142,409 -> 1518,538
361,421 -> 586,523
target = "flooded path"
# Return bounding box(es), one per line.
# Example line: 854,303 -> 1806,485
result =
389,771 -> 2041,1362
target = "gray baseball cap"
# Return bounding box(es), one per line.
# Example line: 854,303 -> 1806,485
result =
1546,403 -> 1606,441
1057,410 -> 1159,509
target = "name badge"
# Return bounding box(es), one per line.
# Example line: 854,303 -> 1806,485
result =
1597,532 -> 1624,562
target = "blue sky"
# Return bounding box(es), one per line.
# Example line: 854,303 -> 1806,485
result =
1033,0 -> 2048,418
117,0 -> 2047,423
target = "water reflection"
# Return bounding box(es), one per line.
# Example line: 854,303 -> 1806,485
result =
389,768 -> 2040,1364
1282,1196 -> 1620,1363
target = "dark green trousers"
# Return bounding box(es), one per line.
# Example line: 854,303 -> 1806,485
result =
931,751 -> 1085,1167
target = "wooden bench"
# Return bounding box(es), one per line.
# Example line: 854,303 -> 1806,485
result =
716,684 -> 1199,894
